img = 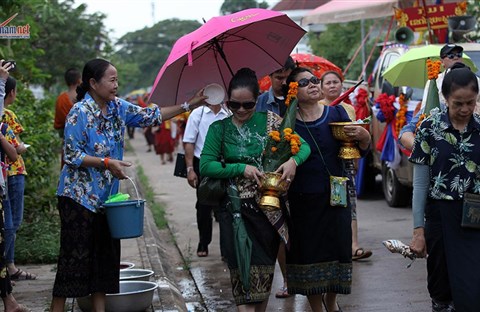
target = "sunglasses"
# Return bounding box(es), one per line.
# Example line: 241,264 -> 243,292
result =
227,100 -> 256,110
297,76 -> 320,88
443,52 -> 463,59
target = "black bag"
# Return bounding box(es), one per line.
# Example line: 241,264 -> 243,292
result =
197,177 -> 226,205
198,120 -> 226,205
462,192 -> 480,229
173,153 -> 187,178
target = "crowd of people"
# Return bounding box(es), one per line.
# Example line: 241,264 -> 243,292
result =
1,38 -> 478,312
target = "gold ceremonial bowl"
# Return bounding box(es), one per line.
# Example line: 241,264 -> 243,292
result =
329,122 -> 368,159
259,172 -> 288,211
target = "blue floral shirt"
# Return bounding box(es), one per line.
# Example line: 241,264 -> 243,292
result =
57,93 -> 162,211
409,108 -> 480,200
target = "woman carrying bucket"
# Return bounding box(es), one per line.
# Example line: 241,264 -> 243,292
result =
50,58 -> 207,312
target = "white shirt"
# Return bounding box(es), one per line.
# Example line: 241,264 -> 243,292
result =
183,105 -> 230,158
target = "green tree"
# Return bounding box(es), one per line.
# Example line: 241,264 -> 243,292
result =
112,19 -> 201,94
0,0 -> 112,89
220,0 -> 268,15
308,20 -> 387,81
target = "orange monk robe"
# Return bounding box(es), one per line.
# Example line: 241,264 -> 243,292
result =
54,92 -> 74,130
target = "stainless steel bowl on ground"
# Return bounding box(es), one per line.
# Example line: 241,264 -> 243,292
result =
77,281 -> 158,312
120,269 -> 154,281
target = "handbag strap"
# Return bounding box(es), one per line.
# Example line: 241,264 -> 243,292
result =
219,119 -> 226,168
298,108 -> 345,177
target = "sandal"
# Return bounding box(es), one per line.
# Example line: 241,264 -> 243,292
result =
352,247 -> 372,261
322,293 -> 343,312
197,243 -> 208,257
10,269 -> 37,281
275,286 -> 291,298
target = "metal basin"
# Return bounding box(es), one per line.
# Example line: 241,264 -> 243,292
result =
120,269 -> 154,281
77,281 -> 158,312
119,261 -> 135,271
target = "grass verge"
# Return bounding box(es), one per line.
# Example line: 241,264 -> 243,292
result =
136,164 -> 168,229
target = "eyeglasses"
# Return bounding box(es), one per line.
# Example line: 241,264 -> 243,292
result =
297,76 -> 320,88
227,100 -> 256,110
443,52 -> 463,59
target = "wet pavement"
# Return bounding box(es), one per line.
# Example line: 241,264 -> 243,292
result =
126,132 -> 432,312
11,132 -> 432,311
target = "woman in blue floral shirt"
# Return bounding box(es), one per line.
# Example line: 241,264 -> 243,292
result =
51,58 -> 206,312
409,65 -> 480,312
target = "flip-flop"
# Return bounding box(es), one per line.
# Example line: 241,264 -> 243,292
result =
10,269 -> 37,281
275,286 -> 291,298
352,247 -> 372,261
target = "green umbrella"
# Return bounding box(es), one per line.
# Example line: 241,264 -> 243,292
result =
383,44 -> 477,89
227,183 -> 252,292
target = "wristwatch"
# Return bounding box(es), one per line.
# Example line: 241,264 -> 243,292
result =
101,158 -> 106,168
187,166 -> 194,173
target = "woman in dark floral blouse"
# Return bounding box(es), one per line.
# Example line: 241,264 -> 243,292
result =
50,58 -> 206,312
409,65 -> 480,312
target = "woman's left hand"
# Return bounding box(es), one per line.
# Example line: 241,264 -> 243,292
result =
344,125 -> 371,149
275,158 -> 297,186
108,159 -> 132,179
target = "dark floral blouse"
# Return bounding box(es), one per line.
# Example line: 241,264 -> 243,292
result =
409,108 -> 480,200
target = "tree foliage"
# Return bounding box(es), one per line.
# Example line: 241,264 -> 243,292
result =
113,19 -> 201,95
308,20 -> 385,81
220,0 -> 269,15
0,0 -> 112,89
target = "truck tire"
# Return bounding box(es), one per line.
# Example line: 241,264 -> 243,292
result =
382,163 -> 410,207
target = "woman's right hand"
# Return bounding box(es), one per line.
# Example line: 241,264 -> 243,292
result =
108,159 -> 132,179
243,165 -> 264,186
410,227 -> 427,258
0,60 -> 10,80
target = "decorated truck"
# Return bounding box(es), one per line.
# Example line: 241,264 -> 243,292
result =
349,42 -> 480,207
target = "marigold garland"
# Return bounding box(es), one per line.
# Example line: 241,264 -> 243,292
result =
395,93 -> 408,136
285,82 -> 298,107
416,113 -> 426,132
426,59 -> 442,80
268,127 -> 301,155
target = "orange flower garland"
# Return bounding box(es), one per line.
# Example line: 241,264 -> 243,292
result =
426,59 -> 442,80
395,93 -> 408,136
285,82 -> 298,107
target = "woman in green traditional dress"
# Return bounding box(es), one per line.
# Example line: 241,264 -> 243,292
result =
200,68 -> 310,311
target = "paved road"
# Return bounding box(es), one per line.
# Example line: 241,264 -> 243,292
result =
127,132 -> 431,312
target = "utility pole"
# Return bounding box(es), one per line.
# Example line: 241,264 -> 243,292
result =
151,0 -> 156,26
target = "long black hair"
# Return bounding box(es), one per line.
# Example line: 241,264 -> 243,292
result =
76,59 -> 113,101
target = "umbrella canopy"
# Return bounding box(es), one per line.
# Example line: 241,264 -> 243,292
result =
383,44 -> 478,88
149,8 -> 306,106
258,52 -> 342,92
292,53 -> 343,79
227,183 -> 252,291
301,0 -> 399,25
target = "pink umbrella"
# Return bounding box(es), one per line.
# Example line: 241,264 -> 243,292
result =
149,8 -> 306,107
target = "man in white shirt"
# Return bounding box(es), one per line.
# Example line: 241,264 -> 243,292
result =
183,104 -> 229,257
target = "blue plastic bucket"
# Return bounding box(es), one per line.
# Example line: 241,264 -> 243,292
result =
103,177 -> 145,239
